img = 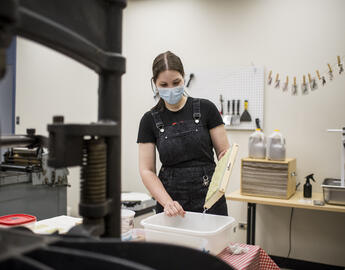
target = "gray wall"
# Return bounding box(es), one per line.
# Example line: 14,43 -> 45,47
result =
0,38 -> 16,161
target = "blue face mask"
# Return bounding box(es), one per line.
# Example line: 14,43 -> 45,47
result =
158,86 -> 184,105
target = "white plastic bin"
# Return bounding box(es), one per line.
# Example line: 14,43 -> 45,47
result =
141,211 -> 235,255
129,228 -> 208,252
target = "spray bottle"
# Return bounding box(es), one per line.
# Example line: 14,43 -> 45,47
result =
303,173 -> 316,198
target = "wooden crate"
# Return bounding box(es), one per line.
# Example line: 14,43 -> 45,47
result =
241,158 -> 296,199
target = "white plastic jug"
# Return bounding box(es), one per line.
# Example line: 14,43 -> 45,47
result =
267,130 -> 286,161
248,129 -> 266,159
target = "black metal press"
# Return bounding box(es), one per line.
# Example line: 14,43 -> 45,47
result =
0,0 -> 126,237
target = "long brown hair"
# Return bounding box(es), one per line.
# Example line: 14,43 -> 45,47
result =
151,51 -> 185,111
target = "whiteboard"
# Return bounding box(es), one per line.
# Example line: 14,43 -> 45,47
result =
186,66 -> 264,131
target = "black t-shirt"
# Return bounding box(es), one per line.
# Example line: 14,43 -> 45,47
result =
137,97 -> 224,145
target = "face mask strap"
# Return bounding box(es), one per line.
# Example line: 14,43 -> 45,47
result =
151,78 -> 159,99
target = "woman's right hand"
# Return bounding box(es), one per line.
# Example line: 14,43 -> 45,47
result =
164,201 -> 185,217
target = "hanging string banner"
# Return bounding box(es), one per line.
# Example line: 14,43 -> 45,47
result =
266,55 -> 344,95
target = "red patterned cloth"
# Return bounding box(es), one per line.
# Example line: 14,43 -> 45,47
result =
217,243 -> 280,270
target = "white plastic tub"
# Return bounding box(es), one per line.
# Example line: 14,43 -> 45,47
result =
129,228 -> 208,252
141,211 -> 235,255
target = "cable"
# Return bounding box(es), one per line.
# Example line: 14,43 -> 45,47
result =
287,207 -> 294,258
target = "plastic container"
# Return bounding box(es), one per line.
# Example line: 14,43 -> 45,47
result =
141,211 -> 235,255
248,128 -> 266,159
0,214 -> 37,230
267,129 -> 286,161
121,209 -> 135,234
127,228 -> 208,252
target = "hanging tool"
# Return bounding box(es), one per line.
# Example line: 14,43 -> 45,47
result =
337,56 -> 344,74
255,118 -> 262,130
282,76 -> 289,91
186,73 -> 194,88
274,73 -> 280,88
184,73 -> 194,97
230,100 -> 235,125
223,100 -> 231,126
327,63 -> 333,81
292,76 -> 298,95
301,75 -> 308,95
232,100 -> 241,126
240,100 -> 252,122
268,70 -> 272,85
219,94 -> 224,115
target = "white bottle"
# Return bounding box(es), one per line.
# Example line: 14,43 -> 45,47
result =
248,129 -> 266,159
267,129 -> 286,161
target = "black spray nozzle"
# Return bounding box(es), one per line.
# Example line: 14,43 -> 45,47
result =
305,173 -> 316,183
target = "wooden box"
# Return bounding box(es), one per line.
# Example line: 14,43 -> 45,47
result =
241,158 -> 296,199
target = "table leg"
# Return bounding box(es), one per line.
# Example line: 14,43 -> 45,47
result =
246,203 -> 256,245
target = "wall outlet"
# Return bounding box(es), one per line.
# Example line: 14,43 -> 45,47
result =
238,222 -> 247,230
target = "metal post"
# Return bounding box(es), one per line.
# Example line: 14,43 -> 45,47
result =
247,203 -> 256,245
98,1 -> 125,238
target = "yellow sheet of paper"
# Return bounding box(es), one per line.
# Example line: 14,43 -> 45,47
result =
205,149 -> 231,203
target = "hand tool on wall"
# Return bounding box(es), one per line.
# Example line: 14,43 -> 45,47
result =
240,100 -> 252,122
232,100 -> 241,126
231,99 -> 235,125
219,94 -> 224,115
223,100 -> 231,126
184,73 -> 194,97
186,73 -> 194,88
255,118 -> 262,130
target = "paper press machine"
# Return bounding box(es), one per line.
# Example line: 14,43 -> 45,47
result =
0,130 -> 68,220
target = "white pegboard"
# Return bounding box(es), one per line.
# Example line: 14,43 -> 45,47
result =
186,66 -> 264,131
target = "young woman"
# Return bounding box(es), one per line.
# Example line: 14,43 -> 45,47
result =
137,51 -> 230,217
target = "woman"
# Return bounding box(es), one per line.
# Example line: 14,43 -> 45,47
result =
137,51 -> 230,217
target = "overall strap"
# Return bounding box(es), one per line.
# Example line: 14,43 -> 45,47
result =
192,98 -> 201,124
150,110 -> 165,133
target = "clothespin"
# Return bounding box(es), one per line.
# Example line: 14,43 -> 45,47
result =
274,73 -> 280,88
317,70 -> 326,86
316,70 -> 321,80
292,76 -> 298,95
268,70 -> 272,85
337,56 -> 344,74
308,73 -> 317,90
327,63 -> 333,80
302,75 -> 308,95
282,76 -> 289,91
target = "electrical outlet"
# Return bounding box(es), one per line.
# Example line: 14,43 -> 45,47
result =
238,222 -> 247,230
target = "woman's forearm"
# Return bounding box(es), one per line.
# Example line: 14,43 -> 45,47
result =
140,170 -> 173,207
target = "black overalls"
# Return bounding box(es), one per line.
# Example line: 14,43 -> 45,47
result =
151,98 -> 228,216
